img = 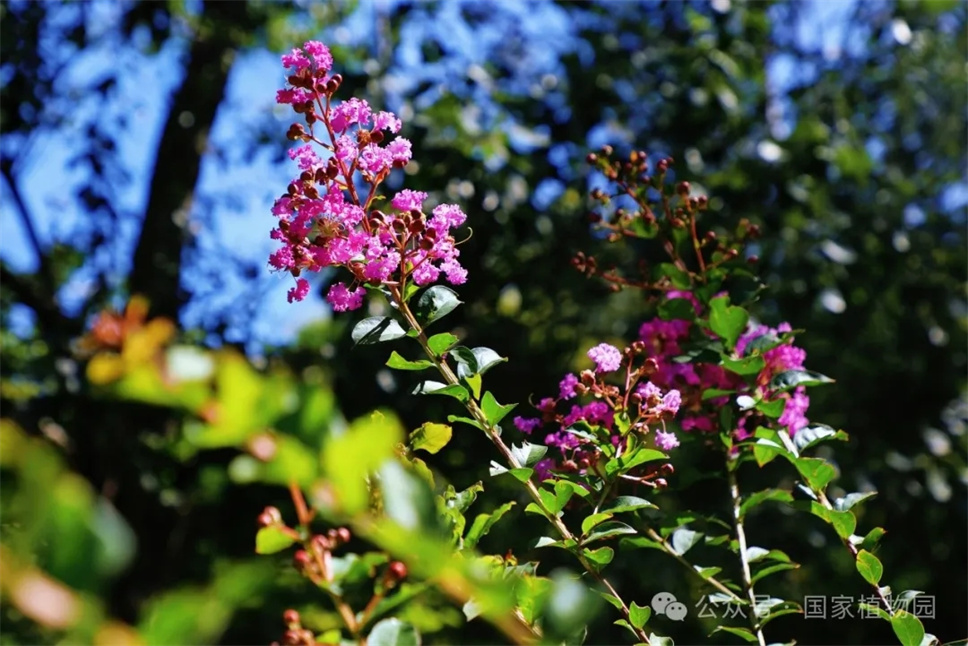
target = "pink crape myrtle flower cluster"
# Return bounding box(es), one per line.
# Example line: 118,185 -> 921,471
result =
268,41 -> 468,309
636,291 -> 811,438
518,291 -> 813,479
514,341 -> 683,480
735,322 -> 811,438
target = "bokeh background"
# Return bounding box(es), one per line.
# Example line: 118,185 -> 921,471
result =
1,1 -> 965,644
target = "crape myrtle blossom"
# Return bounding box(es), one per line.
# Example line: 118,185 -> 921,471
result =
735,322 -> 811,437
514,341 -> 682,480
636,293 -> 813,439
268,41 -> 469,308
516,297 -> 815,478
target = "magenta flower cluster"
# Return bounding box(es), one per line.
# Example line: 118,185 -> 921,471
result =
637,292 -> 811,438
735,322 -> 811,437
268,41 -> 468,308
514,342 -> 683,480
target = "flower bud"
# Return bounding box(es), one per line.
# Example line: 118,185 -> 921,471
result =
283,609 -> 301,626
586,153 -> 598,164
676,181 -> 690,197
386,561 -> 408,585
311,534 -> 331,554
283,630 -> 302,645
293,550 -> 312,573
747,255 -> 759,264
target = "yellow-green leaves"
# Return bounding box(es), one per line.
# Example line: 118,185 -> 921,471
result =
322,410 -> 403,514
409,422 -> 452,454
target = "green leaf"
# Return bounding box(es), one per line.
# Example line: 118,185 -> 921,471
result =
751,562 -> 799,585
386,351 -> 433,371
858,603 -> 892,622
709,295 -> 749,349
739,489 -> 794,519
322,410 -> 404,513
409,423 -> 452,454
856,549 -> 884,586
861,526 -> 887,552
511,442 -> 548,468
488,461 -> 533,482
447,415 -> 484,431
583,521 -> 636,544
794,424 -> 847,451
368,618 -> 420,646
755,398 -> 787,418
702,387 -> 736,401
414,286 -> 461,326
427,333 -> 459,356
743,331 -> 783,356
380,461 -> 440,532
769,369 -> 835,392
630,602 -> 651,629
450,346 -> 507,378
605,448 -> 668,476
582,512 -> 614,535
411,381 -> 469,402
794,457 -> 837,490
654,263 -> 691,289
694,565 -> 724,579
835,491 -> 877,512
445,482 -> 483,514
582,546 -> 614,568
827,509 -> 857,539
711,626 -> 758,643
892,611 -> 926,646
671,528 -> 703,555
480,391 -> 516,426
722,355 -> 766,376
352,317 -> 407,345
464,502 -> 516,549
658,297 -> 696,321
365,583 -> 432,628
464,373 -> 482,400
255,526 -> 295,555
553,480 -> 576,513
553,480 -> 593,499
602,496 -> 658,514
544,574 -> 600,641
753,438 -> 787,466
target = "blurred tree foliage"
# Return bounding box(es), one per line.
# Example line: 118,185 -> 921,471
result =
1,0 -> 964,644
